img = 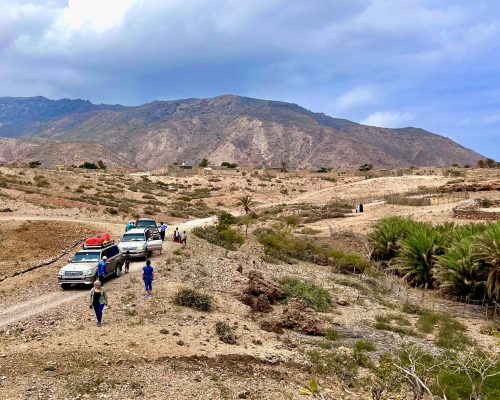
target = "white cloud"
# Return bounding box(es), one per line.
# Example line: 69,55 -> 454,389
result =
361,111 -> 415,128
333,86 -> 377,110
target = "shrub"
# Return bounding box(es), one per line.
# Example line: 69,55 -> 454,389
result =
306,349 -> 358,383
221,161 -> 237,169
278,277 -> 333,311
106,207 -> 119,215
215,321 -> 236,344
79,162 -> 98,169
174,288 -> 213,311
192,224 -> 244,250
353,340 -> 375,368
28,160 -> 41,168
329,250 -> 371,274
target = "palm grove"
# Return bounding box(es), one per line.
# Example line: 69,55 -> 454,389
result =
369,216 -> 500,302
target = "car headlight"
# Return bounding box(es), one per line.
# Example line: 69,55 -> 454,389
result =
58,269 -> 64,276
84,269 -> 94,276
141,243 -> 147,250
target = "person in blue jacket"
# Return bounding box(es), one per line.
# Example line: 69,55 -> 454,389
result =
97,256 -> 107,285
143,259 -> 154,297
159,222 -> 167,241
125,221 -> 135,232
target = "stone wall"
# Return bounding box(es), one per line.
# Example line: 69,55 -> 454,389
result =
453,199 -> 500,221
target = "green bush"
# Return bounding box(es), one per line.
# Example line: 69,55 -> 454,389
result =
192,224 -> 244,250
174,288 -> 213,311
329,250 -> 371,274
278,277 -> 333,311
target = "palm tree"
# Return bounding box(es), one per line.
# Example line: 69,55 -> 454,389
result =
435,237 -> 487,299
473,224 -> 500,300
368,216 -> 414,261
280,160 -> 288,173
238,194 -> 254,214
198,158 -> 210,168
485,158 -> 497,168
395,223 -> 445,288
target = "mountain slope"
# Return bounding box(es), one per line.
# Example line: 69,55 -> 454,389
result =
0,95 -> 482,169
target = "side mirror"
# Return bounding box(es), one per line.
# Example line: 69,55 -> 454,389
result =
68,257 -> 72,263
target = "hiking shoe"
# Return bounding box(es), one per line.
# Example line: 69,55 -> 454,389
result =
97,322 -> 102,328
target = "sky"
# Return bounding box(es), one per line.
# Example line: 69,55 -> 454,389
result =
0,0 -> 499,158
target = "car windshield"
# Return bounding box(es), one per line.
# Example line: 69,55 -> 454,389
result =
122,233 -> 145,242
72,252 -> 100,262
136,220 -> 156,228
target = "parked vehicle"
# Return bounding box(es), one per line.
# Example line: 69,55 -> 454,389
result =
135,217 -> 160,234
58,243 -> 123,289
118,228 -> 162,258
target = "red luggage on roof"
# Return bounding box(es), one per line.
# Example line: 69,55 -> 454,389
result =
84,232 -> 113,249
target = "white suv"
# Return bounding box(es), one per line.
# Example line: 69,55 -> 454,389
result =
118,228 -> 162,258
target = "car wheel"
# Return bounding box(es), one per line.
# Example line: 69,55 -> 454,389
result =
115,265 -> 122,277
61,283 -> 71,290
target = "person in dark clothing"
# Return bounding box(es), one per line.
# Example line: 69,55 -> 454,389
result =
89,280 -> 108,327
143,259 -> 154,297
124,251 -> 131,274
159,222 -> 167,241
173,227 -> 180,243
97,256 -> 107,285
180,230 -> 187,245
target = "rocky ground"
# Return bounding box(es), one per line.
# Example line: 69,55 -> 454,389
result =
0,167 -> 499,399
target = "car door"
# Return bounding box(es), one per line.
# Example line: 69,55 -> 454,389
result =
106,246 -> 120,274
147,232 -> 163,251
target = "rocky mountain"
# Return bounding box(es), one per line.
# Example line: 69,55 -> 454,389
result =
0,95 -> 482,169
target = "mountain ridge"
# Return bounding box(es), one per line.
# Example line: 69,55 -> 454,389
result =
0,95 -> 482,169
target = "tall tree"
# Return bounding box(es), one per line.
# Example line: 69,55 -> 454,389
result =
238,194 -> 254,214
198,158 -> 210,168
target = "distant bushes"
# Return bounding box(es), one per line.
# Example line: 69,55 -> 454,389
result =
192,212 -> 244,250
255,226 -> 370,273
369,216 -> 500,300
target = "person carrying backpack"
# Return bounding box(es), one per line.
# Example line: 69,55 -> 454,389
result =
142,259 -> 154,297
97,256 -> 107,285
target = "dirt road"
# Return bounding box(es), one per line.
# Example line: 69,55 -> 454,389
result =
0,216 -> 215,328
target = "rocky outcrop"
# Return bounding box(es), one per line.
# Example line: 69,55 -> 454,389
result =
260,299 -> 325,336
240,270 -> 285,313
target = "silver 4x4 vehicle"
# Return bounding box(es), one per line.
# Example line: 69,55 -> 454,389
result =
57,244 -> 123,289
118,228 -> 162,258
135,217 -> 160,235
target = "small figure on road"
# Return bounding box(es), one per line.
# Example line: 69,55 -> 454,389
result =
89,280 -> 108,327
143,259 -> 154,297
159,222 -> 167,241
97,256 -> 107,285
124,250 -> 131,274
180,230 -> 187,245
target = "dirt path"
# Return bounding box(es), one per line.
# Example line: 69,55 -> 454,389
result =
0,216 -> 215,329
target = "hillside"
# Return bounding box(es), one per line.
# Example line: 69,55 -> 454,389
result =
0,95 -> 482,169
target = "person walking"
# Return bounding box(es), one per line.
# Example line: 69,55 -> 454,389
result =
97,256 -> 107,285
173,227 -> 180,243
159,222 -> 167,241
124,251 -> 131,274
180,230 -> 187,246
89,280 -> 108,327
143,259 -> 154,297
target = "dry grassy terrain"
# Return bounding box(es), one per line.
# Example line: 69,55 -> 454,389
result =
0,165 -> 499,399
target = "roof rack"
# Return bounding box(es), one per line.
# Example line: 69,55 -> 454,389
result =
83,240 -> 115,249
